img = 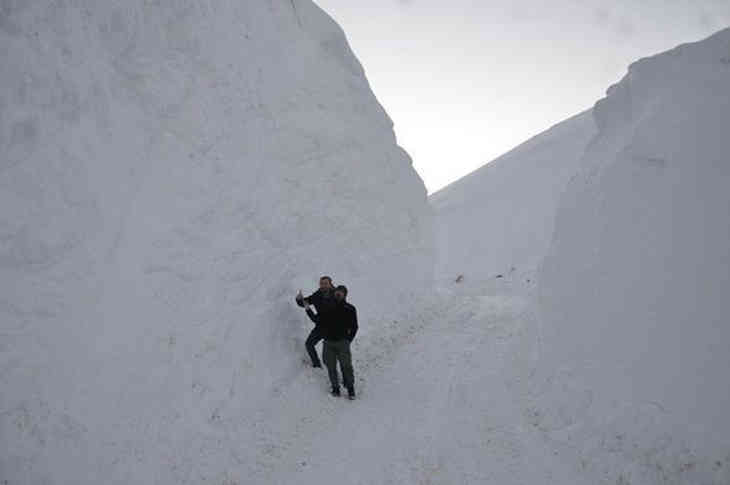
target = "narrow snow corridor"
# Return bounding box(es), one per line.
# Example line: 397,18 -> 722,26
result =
2,2 -> 729,483
243,279 -> 577,485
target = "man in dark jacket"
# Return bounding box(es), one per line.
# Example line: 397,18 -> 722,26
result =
296,276 -> 336,368
307,285 -> 358,399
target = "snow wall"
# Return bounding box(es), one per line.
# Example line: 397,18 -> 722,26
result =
431,109 -> 596,284
431,27 -> 730,484
0,1 -> 432,483
533,28 -> 730,484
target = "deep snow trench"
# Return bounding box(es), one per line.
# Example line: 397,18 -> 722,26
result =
239,275 -> 583,485
2,2 -> 729,483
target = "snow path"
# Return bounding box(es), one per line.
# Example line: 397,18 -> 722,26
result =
235,282 -> 580,485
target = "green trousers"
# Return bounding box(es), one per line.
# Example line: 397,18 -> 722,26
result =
322,339 -> 354,391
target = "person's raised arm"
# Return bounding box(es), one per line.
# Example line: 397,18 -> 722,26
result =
295,289 -> 318,307
295,290 -> 311,307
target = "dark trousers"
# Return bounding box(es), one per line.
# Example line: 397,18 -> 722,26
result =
323,340 -> 354,391
305,327 -> 323,366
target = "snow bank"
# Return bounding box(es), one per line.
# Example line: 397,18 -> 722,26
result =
431,109 -> 596,284
534,28 -> 730,484
431,27 -> 730,484
0,1 -> 431,483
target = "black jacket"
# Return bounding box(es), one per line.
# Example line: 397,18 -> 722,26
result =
306,300 -> 358,342
296,289 -> 336,325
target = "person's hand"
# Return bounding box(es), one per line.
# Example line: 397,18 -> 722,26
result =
296,290 -> 303,302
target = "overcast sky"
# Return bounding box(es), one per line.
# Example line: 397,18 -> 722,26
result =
313,0 -> 730,193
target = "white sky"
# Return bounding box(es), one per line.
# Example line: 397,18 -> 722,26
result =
313,0 -> 730,193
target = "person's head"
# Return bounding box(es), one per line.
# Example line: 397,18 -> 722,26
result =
334,285 -> 348,301
319,276 -> 333,292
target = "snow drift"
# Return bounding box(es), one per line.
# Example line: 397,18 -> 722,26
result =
433,26 -> 730,485
431,109 -> 596,284
0,1 -> 431,483
533,27 -> 730,484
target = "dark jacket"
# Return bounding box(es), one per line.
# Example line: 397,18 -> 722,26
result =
296,289 -> 336,326
307,300 -> 358,342
297,289 -> 335,313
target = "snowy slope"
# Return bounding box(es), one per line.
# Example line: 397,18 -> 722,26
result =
431,109 -> 596,285
433,27 -> 730,485
534,27 -> 730,484
0,2 -> 431,483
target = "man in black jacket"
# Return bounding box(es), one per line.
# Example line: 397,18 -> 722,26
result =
306,285 -> 358,399
296,276 -> 336,368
